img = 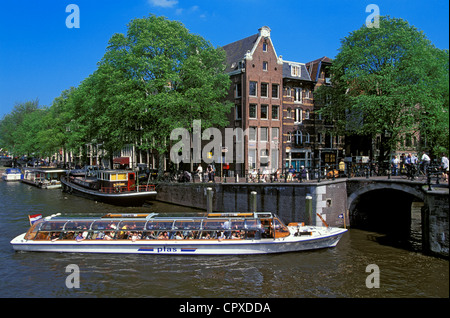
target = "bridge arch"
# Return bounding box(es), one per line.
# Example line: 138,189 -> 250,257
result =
347,181 -> 426,248
348,182 -> 425,214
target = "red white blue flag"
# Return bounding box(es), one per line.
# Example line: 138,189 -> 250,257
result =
29,214 -> 43,225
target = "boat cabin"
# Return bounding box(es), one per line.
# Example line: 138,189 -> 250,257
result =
23,212 -> 291,242
96,170 -> 136,192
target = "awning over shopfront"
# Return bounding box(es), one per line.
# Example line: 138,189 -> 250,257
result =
113,157 -> 130,165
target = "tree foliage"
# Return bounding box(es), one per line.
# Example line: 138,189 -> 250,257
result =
1,15 -> 232,168
317,16 -> 449,159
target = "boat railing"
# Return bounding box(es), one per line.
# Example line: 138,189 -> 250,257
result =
99,184 -> 156,193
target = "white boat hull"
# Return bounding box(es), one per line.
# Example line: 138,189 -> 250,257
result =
10,227 -> 347,255
2,173 -> 23,181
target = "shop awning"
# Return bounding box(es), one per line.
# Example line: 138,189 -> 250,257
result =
113,157 -> 130,165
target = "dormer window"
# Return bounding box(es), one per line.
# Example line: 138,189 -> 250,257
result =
291,65 -> 301,77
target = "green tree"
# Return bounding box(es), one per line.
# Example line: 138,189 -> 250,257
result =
0,99 -> 40,155
318,16 -> 449,162
98,15 -> 232,174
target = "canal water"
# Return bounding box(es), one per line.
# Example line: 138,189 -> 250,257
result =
0,180 -> 448,298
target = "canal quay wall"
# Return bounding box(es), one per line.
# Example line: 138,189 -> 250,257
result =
422,188 -> 449,257
156,180 -> 449,258
156,180 -> 349,228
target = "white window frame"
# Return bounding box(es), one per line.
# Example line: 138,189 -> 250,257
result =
260,104 -> 268,120
261,83 -> 269,98
249,81 -> 258,97
249,104 -> 257,119
294,88 -> 302,103
294,108 -> 302,124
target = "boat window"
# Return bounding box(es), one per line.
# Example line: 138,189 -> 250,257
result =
118,221 -> 146,231
245,219 -> 261,230
64,221 -> 93,231
40,221 -> 67,231
91,220 -> 120,230
24,220 -> 44,240
273,218 -> 288,230
173,220 -> 202,230
146,221 -> 174,230
230,219 -> 245,230
202,219 -> 229,230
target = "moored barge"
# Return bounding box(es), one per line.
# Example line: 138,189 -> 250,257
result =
10,212 -> 347,255
61,169 -> 157,206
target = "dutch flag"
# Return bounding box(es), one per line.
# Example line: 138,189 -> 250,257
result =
29,214 -> 43,225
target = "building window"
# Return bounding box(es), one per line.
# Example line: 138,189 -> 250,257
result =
285,87 -> 291,97
272,84 -> 279,99
286,107 -> 292,118
249,104 -> 257,119
305,109 -> 310,120
295,108 -> 302,124
249,127 -> 257,141
260,127 -> 268,142
272,127 -> 279,142
249,149 -> 256,169
249,81 -> 257,97
261,83 -> 269,98
235,104 -> 242,120
305,88 -> 310,99
263,42 -> 268,52
235,83 -> 242,98
263,61 -> 268,71
295,131 -> 302,145
291,65 -> 301,77
261,104 -> 268,119
294,88 -> 302,103
287,132 -> 292,143
272,105 -> 279,120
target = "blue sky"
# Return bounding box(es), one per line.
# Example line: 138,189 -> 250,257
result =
0,0 -> 448,119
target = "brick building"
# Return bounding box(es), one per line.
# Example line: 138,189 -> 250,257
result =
222,27 -> 344,175
222,26 -> 283,175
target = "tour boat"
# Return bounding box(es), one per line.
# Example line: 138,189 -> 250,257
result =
1,168 -> 23,181
61,169 -> 157,206
10,212 -> 347,255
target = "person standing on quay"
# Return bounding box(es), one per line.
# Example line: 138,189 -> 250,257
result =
391,155 -> 400,176
441,153 -> 449,182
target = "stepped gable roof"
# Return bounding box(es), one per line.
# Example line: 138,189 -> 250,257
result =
221,33 -> 259,73
306,56 -> 332,82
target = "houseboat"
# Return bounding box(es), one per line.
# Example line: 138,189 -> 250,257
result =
10,212 -> 347,255
22,168 -> 66,189
1,168 -> 23,181
61,169 -> 157,206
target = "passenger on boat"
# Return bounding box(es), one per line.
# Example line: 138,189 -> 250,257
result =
50,232 -> 60,242
96,232 -> 105,240
218,231 -> 226,241
130,232 -> 141,242
75,233 -> 85,242
145,231 -> 157,240
158,231 -> 169,240
104,232 -> 114,240
231,231 -> 241,239
175,232 -> 184,240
